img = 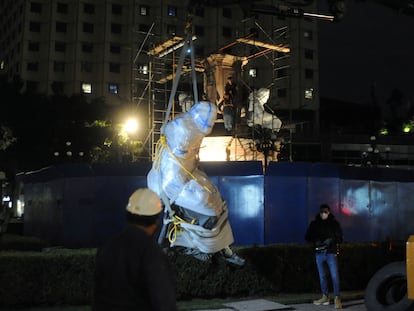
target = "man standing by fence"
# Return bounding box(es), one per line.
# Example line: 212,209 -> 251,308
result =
305,204 -> 343,309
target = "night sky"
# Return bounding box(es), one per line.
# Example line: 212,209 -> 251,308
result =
317,1 -> 414,111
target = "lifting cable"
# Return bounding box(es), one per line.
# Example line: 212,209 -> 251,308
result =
162,14 -> 198,130
157,13 -> 200,245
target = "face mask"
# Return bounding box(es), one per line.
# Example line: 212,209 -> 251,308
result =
320,212 -> 328,220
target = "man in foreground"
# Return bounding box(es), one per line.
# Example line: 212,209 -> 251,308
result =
92,188 -> 177,311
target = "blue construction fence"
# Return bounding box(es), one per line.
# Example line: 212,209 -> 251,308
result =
15,161 -> 414,248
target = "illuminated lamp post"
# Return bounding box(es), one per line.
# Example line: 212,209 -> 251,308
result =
362,136 -> 380,167
123,118 -> 138,134
53,141 -> 84,162
119,117 -> 139,162
402,123 -> 412,134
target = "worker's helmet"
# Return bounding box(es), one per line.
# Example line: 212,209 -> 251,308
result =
126,188 -> 162,216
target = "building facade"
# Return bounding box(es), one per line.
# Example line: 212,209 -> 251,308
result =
0,0 -> 322,161
0,0 -> 139,106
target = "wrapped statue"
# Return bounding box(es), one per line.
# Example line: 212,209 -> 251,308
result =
247,88 -> 282,132
147,101 -> 245,266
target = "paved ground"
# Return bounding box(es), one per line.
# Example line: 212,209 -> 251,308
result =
191,298 -> 367,311
0,300 -> 367,311
290,299 -> 366,310
0,291 -> 366,311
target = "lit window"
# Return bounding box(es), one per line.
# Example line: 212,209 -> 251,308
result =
140,5 -> 149,16
81,82 -> 92,94
109,83 -> 119,94
249,68 -> 257,78
304,88 -> 313,99
138,64 -> 148,75
168,6 -> 177,17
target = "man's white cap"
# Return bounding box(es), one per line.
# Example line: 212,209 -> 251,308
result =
126,188 -> 162,216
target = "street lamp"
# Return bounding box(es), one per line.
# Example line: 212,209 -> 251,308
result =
123,118 -> 138,134
119,117 -> 139,162
53,140 -> 84,162
362,136 -> 380,167
402,123 -> 412,133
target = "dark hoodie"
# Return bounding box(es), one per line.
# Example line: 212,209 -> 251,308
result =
305,212 -> 343,254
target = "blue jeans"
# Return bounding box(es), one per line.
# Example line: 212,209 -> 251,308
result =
315,252 -> 340,297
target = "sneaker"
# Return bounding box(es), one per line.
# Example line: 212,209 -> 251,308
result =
334,296 -> 342,309
222,252 -> 246,266
184,248 -> 212,262
313,294 -> 329,305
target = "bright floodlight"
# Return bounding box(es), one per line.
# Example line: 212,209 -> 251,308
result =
124,118 -> 138,134
402,123 -> 412,133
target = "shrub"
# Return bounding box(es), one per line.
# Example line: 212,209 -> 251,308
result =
0,233 -> 49,251
0,238 -> 405,308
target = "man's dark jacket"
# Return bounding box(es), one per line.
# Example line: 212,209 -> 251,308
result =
305,213 -> 343,254
92,225 -> 177,311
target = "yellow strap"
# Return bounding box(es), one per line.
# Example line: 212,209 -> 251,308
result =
168,215 -> 196,243
154,135 -> 213,194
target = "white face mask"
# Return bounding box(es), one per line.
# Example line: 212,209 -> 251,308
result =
320,212 -> 329,220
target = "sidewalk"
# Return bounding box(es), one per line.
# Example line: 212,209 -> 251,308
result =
1,291 -> 365,311
178,291 -> 365,310
193,298 -> 366,311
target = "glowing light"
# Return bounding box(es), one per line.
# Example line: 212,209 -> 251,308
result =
123,118 -> 138,134
199,136 -> 233,161
379,127 -> 388,135
2,195 -> 11,202
402,123 -> 412,133
305,88 -> 313,99
16,199 -> 24,217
